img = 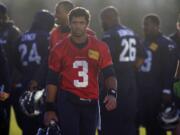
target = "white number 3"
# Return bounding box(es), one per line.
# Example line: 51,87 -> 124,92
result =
73,60 -> 88,88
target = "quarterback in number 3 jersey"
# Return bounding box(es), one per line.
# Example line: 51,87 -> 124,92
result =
49,35 -> 113,99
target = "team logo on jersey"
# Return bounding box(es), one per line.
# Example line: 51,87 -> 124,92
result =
88,49 -> 99,60
149,42 -> 158,52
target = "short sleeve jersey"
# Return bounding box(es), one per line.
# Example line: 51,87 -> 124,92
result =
102,25 -> 145,76
48,35 -> 112,99
138,34 -> 177,89
14,31 -> 49,87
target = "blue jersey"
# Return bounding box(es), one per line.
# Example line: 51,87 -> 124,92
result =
102,25 -> 145,77
0,22 -> 21,62
101,25 -> 145,117
14,30 -> 49,88
138,34 -> 177,90
0,22 -> 21,86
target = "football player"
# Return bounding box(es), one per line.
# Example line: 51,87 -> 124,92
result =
13,10 -> 54,135
44,7 -> 117,135
50,0 -> 95,49
0,2 -> 21,135
99,6 -> 145,135
136,13 -> 177,135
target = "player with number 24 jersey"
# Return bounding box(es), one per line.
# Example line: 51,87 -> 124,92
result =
14,31 -> 49,88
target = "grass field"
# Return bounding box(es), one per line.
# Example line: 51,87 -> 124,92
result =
9,107 -> 172,135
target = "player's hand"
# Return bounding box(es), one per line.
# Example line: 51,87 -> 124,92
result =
103,95 -> 117,111
28,80 -> 38,91
44,111 -> 58,126
0,92 -> 10,101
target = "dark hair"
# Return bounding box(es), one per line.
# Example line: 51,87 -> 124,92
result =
68,7 -> 90,24
143,13 -> 160,26
100,6 -> 119,18
56,0 -> 74,12
0,2 -> 7,15
31,9 -> 54,32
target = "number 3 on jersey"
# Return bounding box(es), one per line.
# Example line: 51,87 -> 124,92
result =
119,38 -> 136,62
140,50 -> 152,72
73,60 -> 88,88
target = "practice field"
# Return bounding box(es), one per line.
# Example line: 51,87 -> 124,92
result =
9,107 -> 172,135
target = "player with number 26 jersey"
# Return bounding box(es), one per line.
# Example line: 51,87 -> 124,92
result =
99,6 -> 145,135
101,25 -> 145,135
102,25 -> 145,73
49,35 -> 113,99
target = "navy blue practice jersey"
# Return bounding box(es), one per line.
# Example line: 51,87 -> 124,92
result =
100,25 -> 145,123
14,31 -> 49,88
102,25 -> 145,75
0,22 -> 21,84
138,34 -> 177,90
0,22 -> 21,62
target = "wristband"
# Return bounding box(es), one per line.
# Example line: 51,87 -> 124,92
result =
162,89 -> 171,95
45,102 -> 56,112
107,89 -> 117,98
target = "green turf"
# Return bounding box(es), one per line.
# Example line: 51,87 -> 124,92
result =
9,107 -> 22,135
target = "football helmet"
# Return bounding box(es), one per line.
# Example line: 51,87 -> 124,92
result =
19,89 -> 45,117
158,103 -> 179,130
36,121 -> 62,135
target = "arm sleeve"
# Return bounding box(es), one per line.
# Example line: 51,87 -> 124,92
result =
46,46 -> 62,85
101,65 -> 116,79
46,68 -> 59,86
